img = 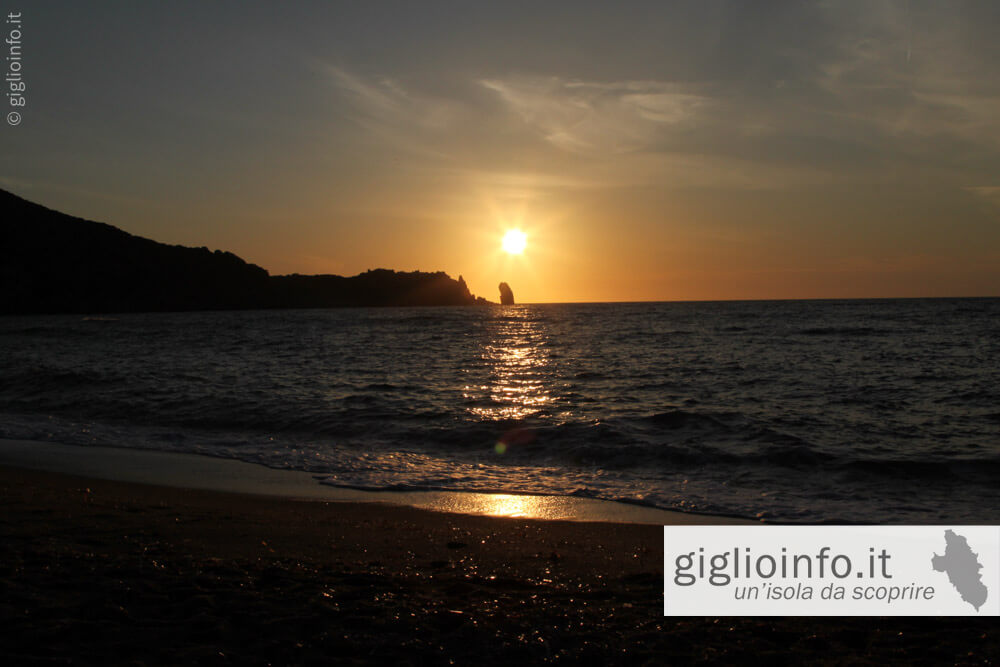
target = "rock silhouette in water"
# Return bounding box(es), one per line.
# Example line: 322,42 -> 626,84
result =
498,282 -> 515,305
0,188 -> 491,314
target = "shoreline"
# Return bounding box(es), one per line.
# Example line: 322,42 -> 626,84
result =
2,464 -> 996,664
0,438 -> 755,525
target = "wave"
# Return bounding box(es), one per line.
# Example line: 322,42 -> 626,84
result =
0,325 -> 96,338
838,457 -> 1000,480
0,367 -> 115,395
4,298 -> 999,523
797,326 -> 896,336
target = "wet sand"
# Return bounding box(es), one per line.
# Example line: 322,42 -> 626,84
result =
0,439 -> 754,524
1,465 -> 996,665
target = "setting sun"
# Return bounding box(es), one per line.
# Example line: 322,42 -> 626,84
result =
501,229 -> 527,255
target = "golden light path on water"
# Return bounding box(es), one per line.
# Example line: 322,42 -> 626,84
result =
431,493 -> 557,519
418,490 -> 749,524
466,307 -> 551,424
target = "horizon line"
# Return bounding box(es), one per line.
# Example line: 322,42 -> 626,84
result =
518,294 -> 1000,306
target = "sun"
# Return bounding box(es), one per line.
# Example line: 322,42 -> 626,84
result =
501,229 -> 527,255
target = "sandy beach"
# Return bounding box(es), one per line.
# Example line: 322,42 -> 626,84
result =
1,464 -> 996,665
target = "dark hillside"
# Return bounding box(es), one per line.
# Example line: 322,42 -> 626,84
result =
0,189 -> 488,314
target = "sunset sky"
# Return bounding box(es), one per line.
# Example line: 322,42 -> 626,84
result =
3,1 -> 999,302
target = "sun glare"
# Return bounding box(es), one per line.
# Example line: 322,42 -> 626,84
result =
502,229 -> 527,254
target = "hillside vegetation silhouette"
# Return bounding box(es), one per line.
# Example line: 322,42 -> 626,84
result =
0,189 -> 491,314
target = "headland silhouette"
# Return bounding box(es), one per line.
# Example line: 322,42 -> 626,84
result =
0,189 -> 496,314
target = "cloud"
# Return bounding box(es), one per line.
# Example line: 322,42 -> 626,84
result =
322,65 -> 469,161
321,3 -> 1000,195
481,77 -> 709,155
810,1 -> 1000,151
964,186 -> 1000,208
329,66 -> 461,131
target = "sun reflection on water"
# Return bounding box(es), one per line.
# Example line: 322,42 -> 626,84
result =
477,493 -> 534,517
465,307 -> 553,422
427,492 -> 567,519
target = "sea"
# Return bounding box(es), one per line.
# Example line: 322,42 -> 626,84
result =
1,298 -> 998,523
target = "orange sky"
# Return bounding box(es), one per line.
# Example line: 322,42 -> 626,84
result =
3,2 -> 998,302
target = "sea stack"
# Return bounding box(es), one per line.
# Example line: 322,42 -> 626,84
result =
498,282 -> 515,305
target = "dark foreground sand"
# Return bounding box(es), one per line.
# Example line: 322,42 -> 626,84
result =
0,466 -> 995,665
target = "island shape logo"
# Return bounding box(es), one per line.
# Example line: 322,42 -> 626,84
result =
931,529 -> 989,612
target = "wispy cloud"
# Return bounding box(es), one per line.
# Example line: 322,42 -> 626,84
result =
964,186 -> 1000,208
321,8 -> 1000,197
322,65 -> 470,162
481,77 -> 709,155
327,66 -> 460,132
811,1 -> 1000,151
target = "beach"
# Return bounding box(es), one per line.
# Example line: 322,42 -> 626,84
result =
1,463 -> 996,665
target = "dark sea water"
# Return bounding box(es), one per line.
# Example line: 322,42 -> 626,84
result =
1,299 -> 998,523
